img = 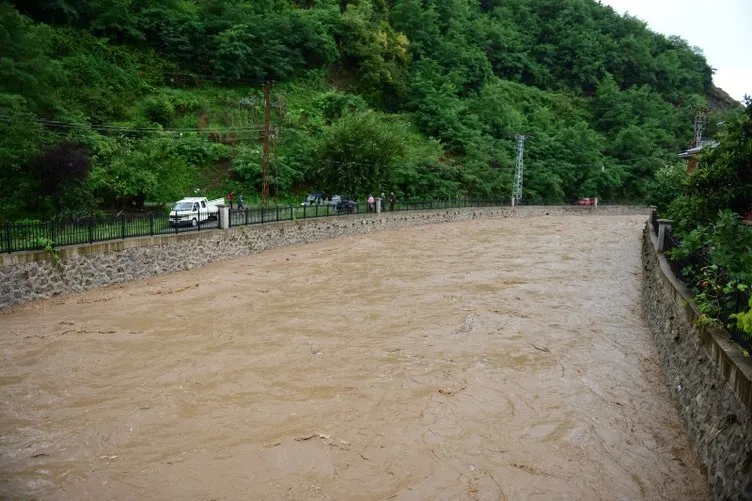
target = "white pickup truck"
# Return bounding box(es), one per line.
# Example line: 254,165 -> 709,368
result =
169,197 -> 224,227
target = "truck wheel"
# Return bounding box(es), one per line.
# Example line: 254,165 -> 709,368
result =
191,218 -> 197,227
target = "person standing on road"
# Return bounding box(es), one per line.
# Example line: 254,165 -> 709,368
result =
390,192 -> 396,211
367,194 -> 375,212
228,191 -> 234,210
238,194 -> 245,210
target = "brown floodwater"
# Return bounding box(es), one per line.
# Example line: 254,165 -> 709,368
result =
0,215 -> 707,500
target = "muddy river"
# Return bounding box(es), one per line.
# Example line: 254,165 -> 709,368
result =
0,215 -> 707,500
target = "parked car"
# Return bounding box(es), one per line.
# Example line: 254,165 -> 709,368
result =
169,197 -> 223,227
301,193 -> 325,206
334,197 -> 357,214
302,193 -> 344,207
575,197 -> 595,206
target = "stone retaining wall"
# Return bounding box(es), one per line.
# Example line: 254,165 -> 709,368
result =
642,225 -> 752,500
0,205 -> 646,309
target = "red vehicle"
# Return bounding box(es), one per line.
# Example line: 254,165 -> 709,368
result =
575,197 -> 595,206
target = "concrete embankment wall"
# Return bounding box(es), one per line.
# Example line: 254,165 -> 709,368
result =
0,205 -> 646,309
642,225 -> 752,500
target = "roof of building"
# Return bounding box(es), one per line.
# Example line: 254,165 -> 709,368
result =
678,140 -> 719,158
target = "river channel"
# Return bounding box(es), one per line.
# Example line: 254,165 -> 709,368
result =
0,215 -> 707,500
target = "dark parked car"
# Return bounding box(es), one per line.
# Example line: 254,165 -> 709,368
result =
302,193 -> 344,207
335,197 -> 358,214
301,193 -> 325,206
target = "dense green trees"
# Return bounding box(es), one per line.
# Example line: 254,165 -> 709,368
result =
652,101 -> 751,335
0,0 -> 736,221
666,102 -> 751,234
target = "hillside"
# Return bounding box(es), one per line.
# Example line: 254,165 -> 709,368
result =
0,0 -> 741,219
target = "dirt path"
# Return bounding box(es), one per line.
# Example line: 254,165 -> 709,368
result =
0,215 -> 707,500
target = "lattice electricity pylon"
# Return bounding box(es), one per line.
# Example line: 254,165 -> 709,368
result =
693,107 -> 710,148
513,134 -> 530,204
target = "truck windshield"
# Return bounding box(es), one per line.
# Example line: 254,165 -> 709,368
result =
173,202 -> 193,211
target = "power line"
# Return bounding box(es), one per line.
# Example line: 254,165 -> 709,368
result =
161,71 -> 268,87
0,114 -> 265,134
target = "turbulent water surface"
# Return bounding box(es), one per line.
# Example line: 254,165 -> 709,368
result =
0,215 -> 707,500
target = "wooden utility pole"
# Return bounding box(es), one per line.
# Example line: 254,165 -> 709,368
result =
262,81 -> 272,204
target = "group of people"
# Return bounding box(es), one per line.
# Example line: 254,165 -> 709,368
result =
228,191 -> 397,212
367,192 -> 397,212
227,192 -> 244,210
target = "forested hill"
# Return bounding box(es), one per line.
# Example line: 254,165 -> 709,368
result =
0,0 -> 742,219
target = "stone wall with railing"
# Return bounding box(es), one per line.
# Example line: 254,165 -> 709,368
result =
0,205 -> 647,309
642,223 -> 752,500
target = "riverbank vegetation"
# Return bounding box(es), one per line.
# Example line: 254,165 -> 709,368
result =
654,100 -> 752,342
0,0 -> 738,221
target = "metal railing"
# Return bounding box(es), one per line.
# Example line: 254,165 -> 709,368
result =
3,198 -> 643,253
2,211 -> 218,253
228,202 -> 362,227
657,213 -> 752,351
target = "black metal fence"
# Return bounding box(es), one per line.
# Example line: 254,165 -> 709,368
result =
4,198 -> 641,254
653,214 -> 752,351
225,198 -> 523,227
2,211 -> 218,253
228,202 -> 362,227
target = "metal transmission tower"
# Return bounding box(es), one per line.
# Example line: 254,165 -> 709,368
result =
693,107 -> 710,148
512,134 -> 531,206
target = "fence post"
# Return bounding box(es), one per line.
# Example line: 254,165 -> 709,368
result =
121,216 -> 126,239
218,205 -> 229,229
149,213 -> 154,236
657,219 -> 674,253
245,208 -> 249,226
88,217 -> 94,244
290,206 -> 293,220
261,207 -> 265,224
5,222 -> 11,253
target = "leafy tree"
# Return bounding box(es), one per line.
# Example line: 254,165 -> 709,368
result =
29,141 -> 92,214
0,4 -> 60,111
313,111 -> 405,195
389,0 -> 440,57
0,103 -> 42,220
213,10 -> 337,82
89,136 -> 201,209
669,100 -> 752,232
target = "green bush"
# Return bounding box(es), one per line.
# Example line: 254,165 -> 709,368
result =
141,97 -> 175,126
